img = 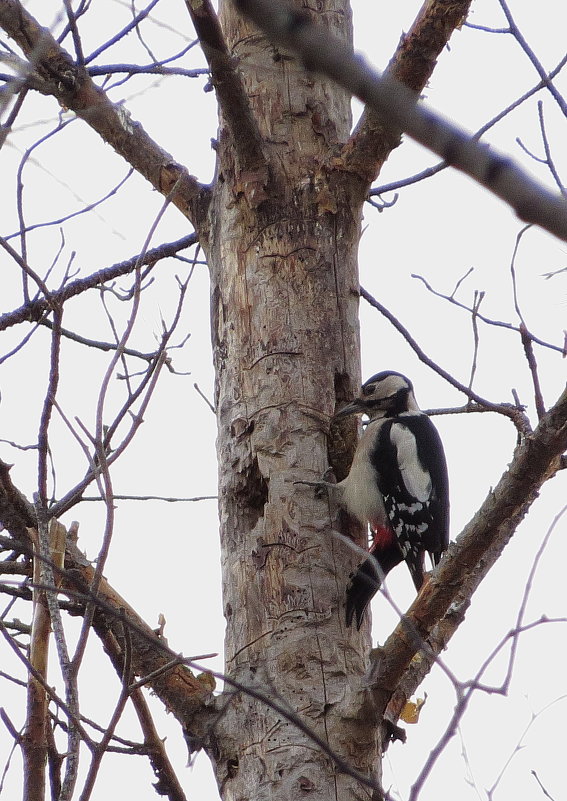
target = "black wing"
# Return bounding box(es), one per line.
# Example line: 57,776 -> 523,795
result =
345,544 -> 404,629
373,414 -> 449,588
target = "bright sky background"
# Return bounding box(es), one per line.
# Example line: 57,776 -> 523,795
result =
1,0 -> 566,799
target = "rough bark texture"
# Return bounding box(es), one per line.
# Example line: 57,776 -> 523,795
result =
199,2 -> 381,798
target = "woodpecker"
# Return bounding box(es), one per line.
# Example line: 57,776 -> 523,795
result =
334,371 -> 449,629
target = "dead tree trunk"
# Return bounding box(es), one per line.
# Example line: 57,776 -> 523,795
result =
200,2 -> 380,797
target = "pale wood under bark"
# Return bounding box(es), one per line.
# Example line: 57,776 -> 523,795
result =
197,0 -> 388,796
23,528 -> 50,801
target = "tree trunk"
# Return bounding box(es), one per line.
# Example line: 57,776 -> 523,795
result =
201,1 -> 380,797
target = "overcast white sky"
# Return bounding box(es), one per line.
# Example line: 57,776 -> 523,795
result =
1,1 -> 566,799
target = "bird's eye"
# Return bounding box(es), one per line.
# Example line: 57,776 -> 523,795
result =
362,383 -> 375,396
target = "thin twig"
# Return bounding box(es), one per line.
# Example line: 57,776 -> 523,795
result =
0,233 -> 198,334
370,52 -> 567,199
83,0 -> 162,64
509,226 -> 546,418
184,0 -> 266,174
69,188 -> 182,674
467,290 -> 484,394
0,1 -> 208,224
79,494 -> 217,502
37,305 -> 63,508
411,271 -> 563,354
5,168 -> 134,240
497,0 -> 567,117
531,770 -> 558,801
193,382 -> 215,413
536,100 -> 565,195
359,285 -> 532,433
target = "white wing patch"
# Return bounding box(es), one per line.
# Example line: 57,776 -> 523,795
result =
389,422 -> 432,502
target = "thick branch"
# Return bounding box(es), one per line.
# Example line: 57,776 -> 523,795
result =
184,0 -> 266,175
233,0 -> 567,242
99,628 -> 189,801
69,551 -> 215,729
0,461 -> 214,733
23,529 -> 50,801
0,0 -> 210,229
372,384 -> 567,719
345,0 -> 472,182
0,461 -> 34,542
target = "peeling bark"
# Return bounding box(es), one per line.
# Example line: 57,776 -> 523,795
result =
200,2 -> 385,797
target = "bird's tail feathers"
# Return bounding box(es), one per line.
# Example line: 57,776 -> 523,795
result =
345,546 -> 404,629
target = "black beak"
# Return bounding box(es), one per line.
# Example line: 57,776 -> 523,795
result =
334,398 -> 365,419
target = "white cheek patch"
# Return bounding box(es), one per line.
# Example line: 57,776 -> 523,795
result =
389,423 -> 432,502
375,374 -> 409,398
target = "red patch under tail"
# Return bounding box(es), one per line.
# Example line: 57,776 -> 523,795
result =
369,523 -> 395,551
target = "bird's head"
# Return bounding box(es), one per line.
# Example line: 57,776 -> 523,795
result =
335,371 -> 420,421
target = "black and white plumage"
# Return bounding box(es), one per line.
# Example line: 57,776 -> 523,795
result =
334,371 -> 449,629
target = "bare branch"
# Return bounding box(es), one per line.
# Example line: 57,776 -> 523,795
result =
79,494 -> 216,502
23,528 -> 50,801
0,500 -> 386,798
37,304 -> 63,508
0,233 -> 198,333
184,0 -> 266,174
193,381 -> 216,413
467,290 -> 483,394
100,628 -> 189,801
79,612 -> 136,801
370,52 -> 567,199
0,236 -> 53,302
6,167 -> 134,241
83,0 -> 161,64
87,63 -> 207,78
410,270 -> 564,355
405,503 -> 567,795
509,226 -> 547,417
233,0 -> 567,241
0,532 -> 208,749
487,694 -> 566,800
497,0 -> 567,118
536,101 -> 566,195
347,0 -> 472,182
531,770 -> 558,801
409,622 -> 567,801
0,0 -> 210,228
70,193 -> 174,673
360,285 -> 533,433
61,0 -> 85,67
34,517 -> 80,800
36,317 -> 170,364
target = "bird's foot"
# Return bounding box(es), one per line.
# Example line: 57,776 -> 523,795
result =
294,468 -> 337,499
